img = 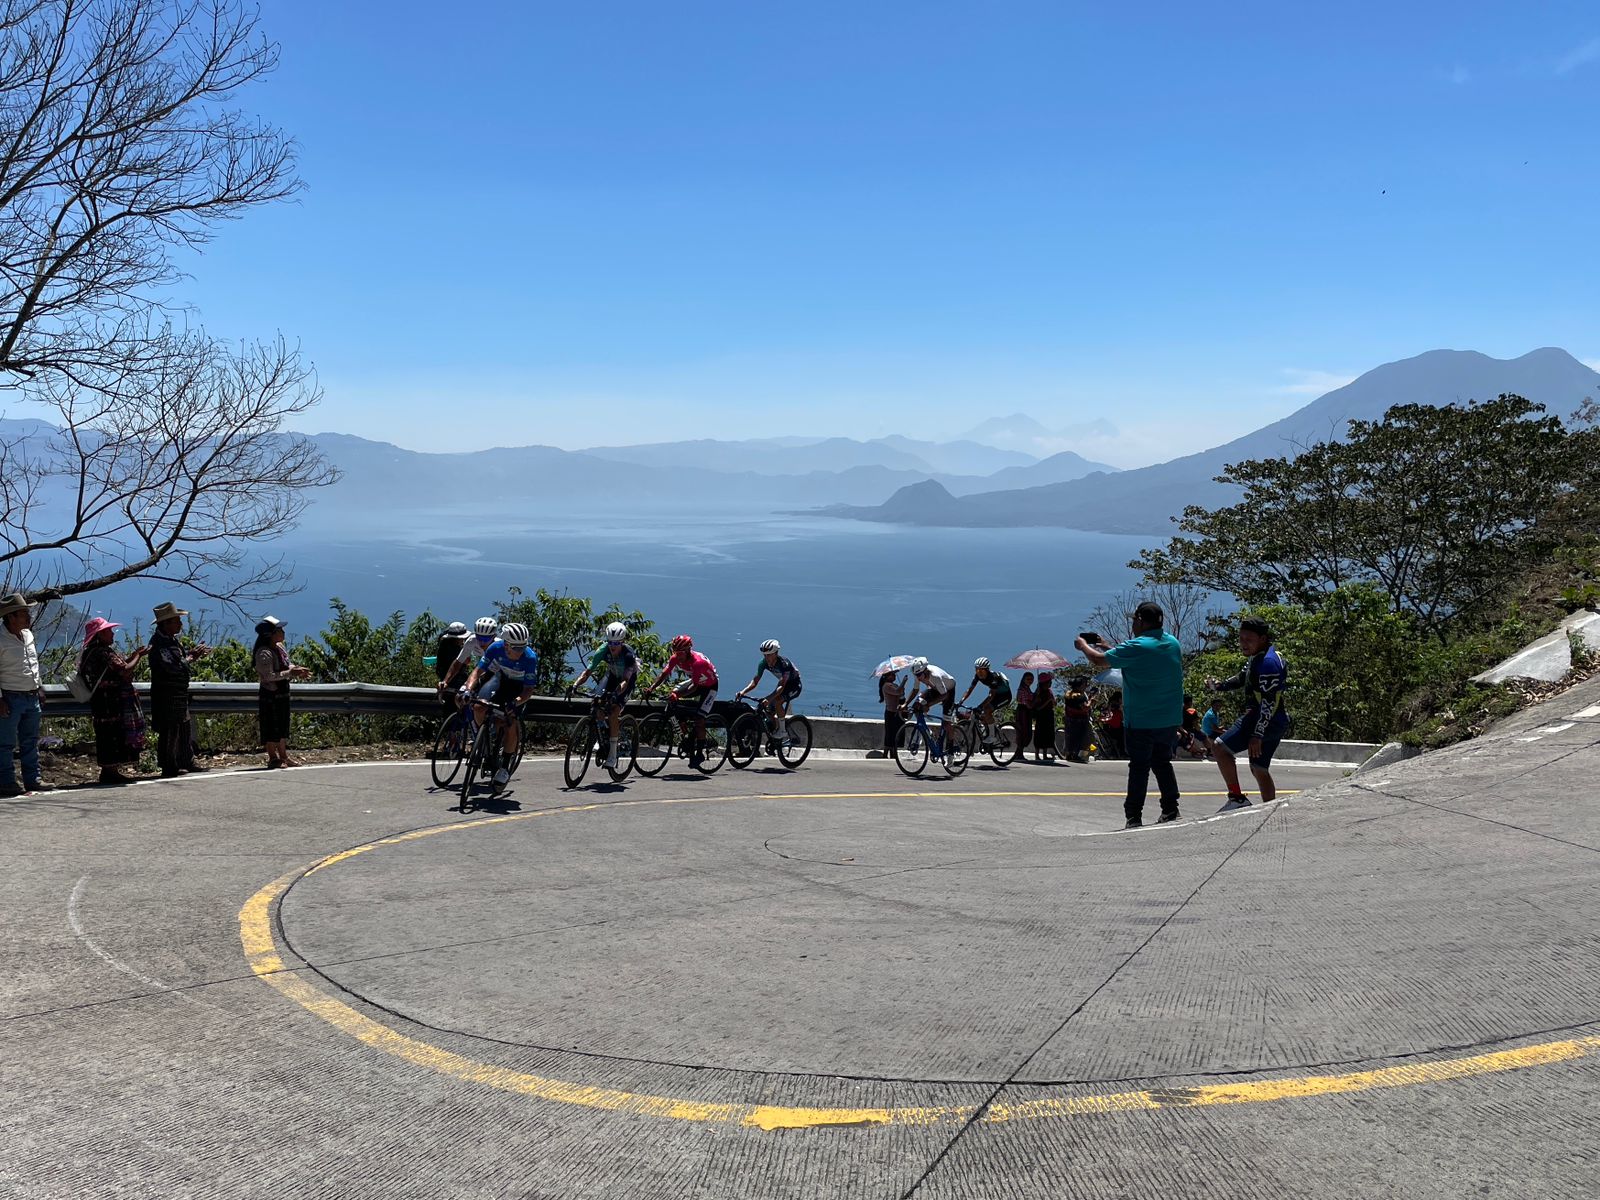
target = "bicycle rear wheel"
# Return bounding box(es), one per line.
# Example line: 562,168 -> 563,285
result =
634,713 -> 674,777
727,712 -> 760,769
776,715 -> 812,769
430,710 -> 467,788
988,723 -> 1019,767
894,721 -> 928,778
508,712 -> 528,774
944,725 -> 970,777
696,715 -> 729,773
564,718 -> 595,788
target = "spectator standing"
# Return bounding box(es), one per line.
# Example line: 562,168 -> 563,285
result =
148,602 -> 209,777
1061,676 -> 1092,762
1029,671 -> 1057,763
0,593 -> 45,796
1200,697 -> 1224,753
1014,672 -> 1036,760
80,618 -> 147,786
1077,601 -> 1185,829
1208,617 -> 1291,812
877,672 -> 905,758
254,616 -> 310,768
1099,691 -> 1125,759
1177,695 -> 1207,759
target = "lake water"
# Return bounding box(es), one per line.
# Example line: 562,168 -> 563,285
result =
91,510 -> 1156,717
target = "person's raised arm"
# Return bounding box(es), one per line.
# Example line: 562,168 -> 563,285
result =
1075,634 -> 1109,671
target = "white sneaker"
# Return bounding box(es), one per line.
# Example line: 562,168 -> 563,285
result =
492,767 -> 509,787
606,750 -> 619,771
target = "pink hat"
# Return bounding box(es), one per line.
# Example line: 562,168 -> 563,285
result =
82,617 -> 121,645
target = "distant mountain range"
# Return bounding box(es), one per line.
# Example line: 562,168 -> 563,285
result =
823,348 -> 1600,534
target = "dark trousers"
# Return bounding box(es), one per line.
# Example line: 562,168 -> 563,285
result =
1063,715 -> 1091,758
883,710 -> 904,753
153,698 -> 192,773
1124,726 -> 1181,823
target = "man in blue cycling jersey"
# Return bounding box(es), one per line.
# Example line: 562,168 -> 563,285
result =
734,639 -> 801,743
569,621 -> 639,771
460,622 -> 538,788
1208,616 -> 1290,812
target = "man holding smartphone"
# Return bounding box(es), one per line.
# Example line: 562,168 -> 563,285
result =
1076,601 -> 1185,828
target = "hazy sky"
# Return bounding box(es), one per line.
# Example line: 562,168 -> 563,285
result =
174,2 -> 1600,467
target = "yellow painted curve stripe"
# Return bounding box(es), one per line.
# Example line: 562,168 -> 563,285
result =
238,789 -> 1595,1130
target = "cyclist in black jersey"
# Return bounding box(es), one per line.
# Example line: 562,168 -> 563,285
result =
957,657 -> 1012,749
735,639 -> 802,744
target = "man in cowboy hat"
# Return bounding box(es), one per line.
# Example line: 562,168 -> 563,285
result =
0,593 -> 45,796
148,601 -> 209,777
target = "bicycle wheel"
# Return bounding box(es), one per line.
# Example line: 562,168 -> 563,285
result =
606,716 -> 637,782
430,710 -> 467,788
635,713 -> 675,777
727,712 -> 760,769
776,714 -> 812,769
508,712 -> 528,774
564,717 -> 595,788
988,723 -> 1019,767
944,725 -> 971,777
894,721 -> 928,778
459,722 -> 495,812
696,715 -> 729,773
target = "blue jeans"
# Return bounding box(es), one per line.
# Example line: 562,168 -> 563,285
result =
0,691 -> 42,791
1124,725 -> 1181,823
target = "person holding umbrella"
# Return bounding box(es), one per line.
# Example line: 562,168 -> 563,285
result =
1028,671 -> 1057,763
871,655 -> 915,759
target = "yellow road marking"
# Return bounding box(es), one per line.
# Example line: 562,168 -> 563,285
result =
239,787 -> 1592,1130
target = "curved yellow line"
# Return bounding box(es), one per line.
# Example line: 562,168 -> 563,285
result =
238,789 -> 1597,1129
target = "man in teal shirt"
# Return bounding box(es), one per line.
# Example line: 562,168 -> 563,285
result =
1076,601 -> 1185,828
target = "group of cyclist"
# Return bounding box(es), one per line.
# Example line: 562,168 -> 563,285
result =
435,618 -> 803,784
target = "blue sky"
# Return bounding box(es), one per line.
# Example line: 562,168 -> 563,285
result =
177,2 -> 1600,466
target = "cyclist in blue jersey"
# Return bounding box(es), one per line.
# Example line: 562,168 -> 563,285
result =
460,622 -> 538,788
569,621 -> 639,771
734,639 -> 801,744
1207,617 -> 1290,812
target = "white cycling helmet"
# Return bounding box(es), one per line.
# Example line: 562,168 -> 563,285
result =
759,639 -> 781,654
445,621 -> 469,636
474,617 -> 499,638
500,622 -> 530,648
605,621 -> 629,644
974,656 -> 990,670
910,656 -> 929,673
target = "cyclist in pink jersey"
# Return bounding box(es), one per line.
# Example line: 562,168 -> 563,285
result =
645,634 -> 720,768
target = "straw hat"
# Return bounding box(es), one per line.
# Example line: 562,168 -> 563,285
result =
82,616 -> 121,645
152,601 -> 189,623
0,593 -> 28,619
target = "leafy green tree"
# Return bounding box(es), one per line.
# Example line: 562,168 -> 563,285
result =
1135,395 -> 1588,638
492,588 -> 666,693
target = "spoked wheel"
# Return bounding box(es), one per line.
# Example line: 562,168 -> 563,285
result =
635,712 -> 675,777
459,722 -> 496,812
986,723 -> 1019,767
507,713 -> 528,775
943,724 -> 971,777
776,714 -> 813,769
430,710 -> 468,788
695,715 -> 729,774
728,712 -> 761,769
894,721 -> 929,778
606,716 -> 638,782
563,717 -> 596,788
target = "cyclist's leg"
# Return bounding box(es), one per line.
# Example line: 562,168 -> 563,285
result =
503,704 -> 520,757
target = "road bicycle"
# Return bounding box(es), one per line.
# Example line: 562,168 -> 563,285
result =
430,693 -> 526,788
635,693 -> 730,776
951,705 -> 1017,769
563,691 -> 637,788
893,703 -> 969,778
458,700 -> 521,813
727,695 -> 813,770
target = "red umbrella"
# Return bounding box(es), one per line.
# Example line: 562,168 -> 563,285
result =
1005,648 -> 1070,671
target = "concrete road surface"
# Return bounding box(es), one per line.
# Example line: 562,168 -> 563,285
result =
4,711 -> 1598,1198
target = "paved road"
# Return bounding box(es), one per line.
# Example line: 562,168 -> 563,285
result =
3,709 -> 1597,1199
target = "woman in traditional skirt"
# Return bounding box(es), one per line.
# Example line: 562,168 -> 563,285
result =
253,616 -> 310,768
79,617 -> 147,785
